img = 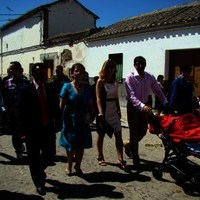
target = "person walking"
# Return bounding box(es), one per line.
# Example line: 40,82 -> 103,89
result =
59,63 -> 95,176
125,56 -> 168,167
2,61 -> 29,159
154,74 -> 165,116
95,59 -> 127,171
51,65 -> 70,134
18,62 -> 58,195
51,65 -> 70,90
170,65 -> 194,115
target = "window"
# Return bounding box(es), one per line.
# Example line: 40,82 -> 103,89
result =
109,53 -> 123,83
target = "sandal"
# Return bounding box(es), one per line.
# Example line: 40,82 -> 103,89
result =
117,160 -> 128,171
97,157 -> 107,166
65,168 -> 72,176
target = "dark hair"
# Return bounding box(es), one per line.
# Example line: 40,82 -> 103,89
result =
93,76 -> 99,83
71,63 -> 85,74
31,63 -> 45,77
134,56 -> 146,66
157,75 -> 164,81
10,61 -> 22,72
180,65 -> 192,73
56,65 -> 63,71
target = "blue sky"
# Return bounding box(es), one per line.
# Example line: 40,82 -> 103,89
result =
0,0 -> 197,28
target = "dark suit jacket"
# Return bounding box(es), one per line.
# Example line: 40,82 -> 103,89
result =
18,82 -> 59,137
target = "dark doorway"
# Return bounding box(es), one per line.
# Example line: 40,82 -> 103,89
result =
169,49 -> 200,96
43,59 -> 54,81
109,53 -> 123,83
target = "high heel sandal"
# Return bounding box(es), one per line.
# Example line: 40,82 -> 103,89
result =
65,168 -> 72,176
97,157 -> 107,166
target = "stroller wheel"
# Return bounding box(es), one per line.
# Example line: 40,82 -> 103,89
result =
152,166 -> 163,180
183,178 -> 200,196
170,169 -> 187,182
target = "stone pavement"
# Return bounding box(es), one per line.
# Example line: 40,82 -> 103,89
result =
0,107 -> 200,199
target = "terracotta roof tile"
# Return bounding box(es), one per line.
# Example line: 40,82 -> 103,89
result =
87,1 -> 200,41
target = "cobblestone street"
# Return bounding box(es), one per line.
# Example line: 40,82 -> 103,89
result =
0,107 -> 200,199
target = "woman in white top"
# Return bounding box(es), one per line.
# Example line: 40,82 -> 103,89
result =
96,59 -> 127,171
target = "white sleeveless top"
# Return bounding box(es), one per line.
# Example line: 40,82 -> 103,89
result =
104,82 -> 121,132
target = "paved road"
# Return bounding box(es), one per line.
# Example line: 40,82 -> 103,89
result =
0,107 -> 200,199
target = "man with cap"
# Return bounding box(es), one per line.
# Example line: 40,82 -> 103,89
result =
170,65 -> 194,115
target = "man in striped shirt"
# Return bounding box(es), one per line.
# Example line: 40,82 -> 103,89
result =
125,56 -> 168,167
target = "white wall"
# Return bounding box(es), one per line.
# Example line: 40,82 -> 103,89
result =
2,14 -> 42,52
0,0 -> 96,76
48,0 -> 96,37
86,27 -> 200,79
1,41 -> 86,77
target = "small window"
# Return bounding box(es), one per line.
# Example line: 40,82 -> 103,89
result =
109,53 -> 123,83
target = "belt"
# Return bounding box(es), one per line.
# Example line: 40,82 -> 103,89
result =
106,98 -> 117,102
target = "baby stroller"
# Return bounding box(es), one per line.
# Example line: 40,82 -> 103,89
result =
148,112 -> 200,196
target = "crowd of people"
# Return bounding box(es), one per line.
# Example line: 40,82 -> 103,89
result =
0,56 -> 199,196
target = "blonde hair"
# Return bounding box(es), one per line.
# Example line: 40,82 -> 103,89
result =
98,59 -> 117,82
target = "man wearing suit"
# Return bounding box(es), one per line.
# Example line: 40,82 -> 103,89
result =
18,63 -> 58,195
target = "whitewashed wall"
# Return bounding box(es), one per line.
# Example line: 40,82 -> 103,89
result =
1,41 -> 86,77
85,27 -> 200,79
0,0 -> 97,76
48,1 -> 96,37
2,14 -> 42,52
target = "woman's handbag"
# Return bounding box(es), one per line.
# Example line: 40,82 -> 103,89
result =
98,119 -> 114,138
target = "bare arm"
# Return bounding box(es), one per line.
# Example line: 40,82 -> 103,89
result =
59,97 -> 66,110
96,79 -> 104,116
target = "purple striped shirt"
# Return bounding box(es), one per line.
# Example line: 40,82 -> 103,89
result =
125,71 -> 168,110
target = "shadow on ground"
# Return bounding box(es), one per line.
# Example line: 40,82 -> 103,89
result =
0,152 -> 28,165
0,190 -> 44,200
81,171 -> 151,183
46,179 -> 124,199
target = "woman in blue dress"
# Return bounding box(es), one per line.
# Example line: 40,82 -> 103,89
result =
59,63 -> 95,176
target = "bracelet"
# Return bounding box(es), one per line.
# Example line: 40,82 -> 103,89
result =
98,113 -> 103,116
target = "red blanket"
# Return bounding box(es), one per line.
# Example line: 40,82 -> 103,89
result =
149,113 -> 200,143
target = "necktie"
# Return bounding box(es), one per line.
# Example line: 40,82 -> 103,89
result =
38,85 -> 48,126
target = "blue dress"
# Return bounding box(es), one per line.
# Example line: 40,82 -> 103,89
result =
59,82 -> 92,151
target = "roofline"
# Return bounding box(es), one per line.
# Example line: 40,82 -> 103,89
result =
86,1 -> 200,42
0,0 -> 99,31
86,23 -> 200,42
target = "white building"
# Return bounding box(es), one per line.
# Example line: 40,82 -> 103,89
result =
0,0 -> 99,79
0,0 -> 200,103
85,1 -> 200,104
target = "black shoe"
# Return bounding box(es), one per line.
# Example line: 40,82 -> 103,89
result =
36,186 -> 46,196
16,153 -> 23,160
